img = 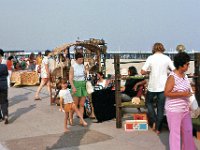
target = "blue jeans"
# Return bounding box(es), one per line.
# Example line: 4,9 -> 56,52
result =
146,91 -> 165,131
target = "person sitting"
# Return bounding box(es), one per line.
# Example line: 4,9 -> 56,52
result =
121,66 -> 147,104
95,71 -> 109,90
27,53 -> 36,71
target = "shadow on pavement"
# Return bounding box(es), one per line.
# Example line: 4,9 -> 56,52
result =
9,104 -> 36,123
9,92 -> 31,107
46,119 -> 112,150
46,118 -> 92,150
158,119 -> 169,150
158,131 -> 169,150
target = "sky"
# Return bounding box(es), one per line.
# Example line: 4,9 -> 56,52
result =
0,0 -> 200,52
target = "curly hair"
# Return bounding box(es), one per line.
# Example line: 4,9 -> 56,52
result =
173,52 -> 190,69
152,43 -> 165,54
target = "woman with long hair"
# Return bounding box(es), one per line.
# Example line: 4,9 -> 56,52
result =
27,53 -> 36,71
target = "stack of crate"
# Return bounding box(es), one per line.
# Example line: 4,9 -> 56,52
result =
124,113 -> 148,131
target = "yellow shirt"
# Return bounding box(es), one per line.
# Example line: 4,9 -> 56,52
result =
36,56 -> 42,65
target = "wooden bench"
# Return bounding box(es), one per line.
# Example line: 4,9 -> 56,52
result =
121,100 -> 146,109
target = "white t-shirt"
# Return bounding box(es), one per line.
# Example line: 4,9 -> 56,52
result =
40,56 -> 49,78
48,57 -> 55,73
142,53 -> 175,92
59,89 -> 74,104
72,62 -> 85,81
97,79 -> 106,88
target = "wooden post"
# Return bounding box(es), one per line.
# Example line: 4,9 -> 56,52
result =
194,53 -> 200,106
197,131 -> 200,140
114,54 -> 122,128
59,54 -> 64,78
97,50 -> 101,72
103,52 -> 106,76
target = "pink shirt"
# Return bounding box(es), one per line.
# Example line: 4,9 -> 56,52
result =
165,71 -> 191,112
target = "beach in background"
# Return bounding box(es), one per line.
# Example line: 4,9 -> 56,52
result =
105,59 -> 194,76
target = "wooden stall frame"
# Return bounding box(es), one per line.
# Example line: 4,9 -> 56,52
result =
194,53 -> 200,106
114,54 -> 122,128
114,52 -> 200,131
51,39 -> 107,103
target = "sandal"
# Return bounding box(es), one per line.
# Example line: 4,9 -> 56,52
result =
34,97 -> 41,100
4,119 -> 8,124
50,102 -> 56,106
4,116 -> 8,125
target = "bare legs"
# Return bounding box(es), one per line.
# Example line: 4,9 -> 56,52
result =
35,78 -> 52,104
63,103 -> 87,132
72,103 -> 87,126
72,96 -> 86,124
46,80 -> 53,104
64,112 -> 70,132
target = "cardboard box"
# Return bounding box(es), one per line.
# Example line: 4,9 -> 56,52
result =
124,120 -> 148,131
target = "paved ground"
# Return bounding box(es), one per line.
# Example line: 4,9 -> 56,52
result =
0,86 -> 200,150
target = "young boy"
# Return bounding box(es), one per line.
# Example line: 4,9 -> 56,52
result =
59,79 -> 87,132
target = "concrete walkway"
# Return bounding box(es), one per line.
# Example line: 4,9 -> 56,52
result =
0,86 -> 200,150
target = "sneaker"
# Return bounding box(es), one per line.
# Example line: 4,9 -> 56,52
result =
4,116 -> 8,124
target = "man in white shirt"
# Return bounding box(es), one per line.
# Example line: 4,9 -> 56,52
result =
141,43 -> 175,134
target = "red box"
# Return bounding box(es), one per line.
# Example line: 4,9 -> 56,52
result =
132,113 -> 147,121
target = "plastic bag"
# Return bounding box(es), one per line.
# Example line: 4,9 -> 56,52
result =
189,94 -> 198,111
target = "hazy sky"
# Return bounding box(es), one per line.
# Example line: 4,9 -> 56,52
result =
0,0 -> 200,52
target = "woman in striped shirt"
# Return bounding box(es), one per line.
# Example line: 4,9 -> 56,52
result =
164,52 -> 196,150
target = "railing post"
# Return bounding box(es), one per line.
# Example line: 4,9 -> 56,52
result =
194,53 -> 200,106
114,54 -> 122,128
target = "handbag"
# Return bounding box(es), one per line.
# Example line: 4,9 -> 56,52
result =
86,81 -> 94,94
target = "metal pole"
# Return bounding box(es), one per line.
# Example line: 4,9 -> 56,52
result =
114,54 -> 122,128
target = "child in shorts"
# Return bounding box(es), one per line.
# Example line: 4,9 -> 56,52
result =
59,79 -> 87,132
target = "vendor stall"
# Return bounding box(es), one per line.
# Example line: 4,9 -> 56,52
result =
10,70 -> 39,87
52,38 -> 107,79
51,38 -> 107,103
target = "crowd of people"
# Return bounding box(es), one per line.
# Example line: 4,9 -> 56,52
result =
140,43 -> 196,150
0,42 -> 198,149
